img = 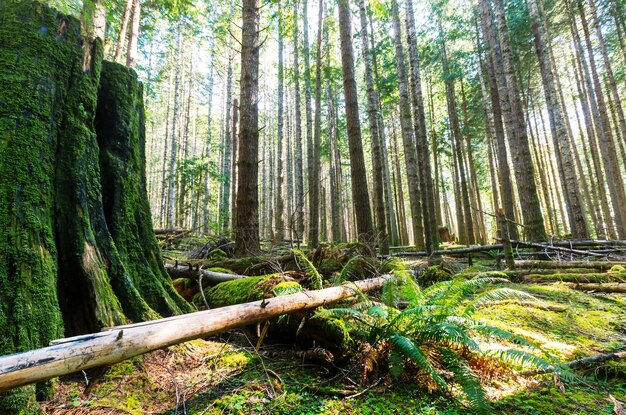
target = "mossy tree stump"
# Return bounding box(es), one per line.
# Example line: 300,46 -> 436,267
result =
0,1 -> 189,410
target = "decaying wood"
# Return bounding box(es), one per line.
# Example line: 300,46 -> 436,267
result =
0,275 -> 390,392
522,272 -> 626,284
516,260 -> 626,271
565,282 -> 626,293
154,228 -> 188,235
165,263 -> 249,284
522,351 -> 626,375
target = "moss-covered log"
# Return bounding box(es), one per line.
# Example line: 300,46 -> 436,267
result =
0,1 -> 190,410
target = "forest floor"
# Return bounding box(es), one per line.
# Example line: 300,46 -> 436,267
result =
39,256 -> 626,415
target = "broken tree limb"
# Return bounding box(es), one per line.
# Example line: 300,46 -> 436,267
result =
0,275 -> 391,393
165,263 -> 248,284
522,351 -> 626,375
154,228 -> 188,235
502,239 -> 608,257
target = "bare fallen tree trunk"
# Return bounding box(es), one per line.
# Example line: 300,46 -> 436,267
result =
565,283 -> 626,293
516,260 -> 626,271
154,228 -> 188,235
522,351 -> 626,375
0,275 -> 390,392
165,264 -> 249,284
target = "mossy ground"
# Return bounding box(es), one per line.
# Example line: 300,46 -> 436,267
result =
38,258 -> 626,414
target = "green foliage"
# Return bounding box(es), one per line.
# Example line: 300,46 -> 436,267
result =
316,273 -> 567,413
293,249 -> 323,289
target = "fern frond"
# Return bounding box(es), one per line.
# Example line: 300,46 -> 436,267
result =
439,348 -> 490,414
293,249 -> 323,289
414,323 -> 480,351
338,255 -> 364,283
389,334 -> 448,391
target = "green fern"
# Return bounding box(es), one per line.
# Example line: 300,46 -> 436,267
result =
293,249 -> 323,289
314,271 -> 569,413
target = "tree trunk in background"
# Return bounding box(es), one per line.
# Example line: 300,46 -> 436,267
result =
303,0 -> 313,244
203,61 -> 214,234
337,0 -> 374,248
390,0 -> 424,250
114,0 -> 132,63
167,23 -> 183,228
235,0 -> 261,256
358,0 -> 388,254
309,0 -> 323,248
368,14 -> 399,247
492,0 -> 546,241
0,2 -> 190,409
126,0 -> 140,68
527,0 -> 588,238
293,1 -> 305,240
405,0 -> 439,254
576,0 -> 626,238
478,0 -> 520,241
438,23 -> 474,245
567,1 -> 615,238
230,98 -> 239,232
275,6 -> 285,242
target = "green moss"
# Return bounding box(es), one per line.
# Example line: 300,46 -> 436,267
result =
418,265 -> 454,286
209,248 -> 228,258
207,267 -> 235,274
610,265 -> 626,273
318,258 -> 343,277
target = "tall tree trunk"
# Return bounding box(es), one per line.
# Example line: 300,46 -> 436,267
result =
230,98 -> 239,232
125,0 -> 140,68
275,6 -> 285,241
234,0 -> 261,255
369,13 -> 399,247
114,0 -> 132,63
575,0 -> 626,238
405,0 -> 438,253
390,0 -> 425,250
203,61 -> 214,234
477,0 -> 520,240
303,0 -> 314,244
167,23 -> 183,228
438,22 -> 474,245
308,0 -> 323,248
293,1 -> 305,240
358,0 -> 388,254
527,0 -> 588,238
337,0 -> 374,248
492,0 -> 546,240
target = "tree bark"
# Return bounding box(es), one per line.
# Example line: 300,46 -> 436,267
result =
125,0 -> 140,68
113,0 -> 133,63
358,0 -> 388,254
337,0 -> 375,248
527,0 -> 588,238
492,0 -> 546,241
234,0 -> 261,256
390,0 -> 424,250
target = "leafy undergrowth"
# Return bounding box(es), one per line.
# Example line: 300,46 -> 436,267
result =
40,272 -> 626,414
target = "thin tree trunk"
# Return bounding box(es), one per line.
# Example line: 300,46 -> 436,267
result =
303,0 -> 313,244
527,0 -> 588,238
308,0 -> 323,248
293,1 -> 305,240
275,6 -> 285,241
167,23 -> 183,228
358,0 -> 388,254
390,0 -> 424,250
230,98 -> 239,233
125,0 -> 140,68
576,0 -> 626,238
114,0 -> 132,63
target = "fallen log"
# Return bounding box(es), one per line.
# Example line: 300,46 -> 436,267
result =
522,351 -> 626,375
522,272 -> 626,284
504,239 -> 607,257
515,260 -> 626,271
565,283 -> 626,293
0,275 -> 390,392
165,264 -> 248,284
154,228 -> 188,235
